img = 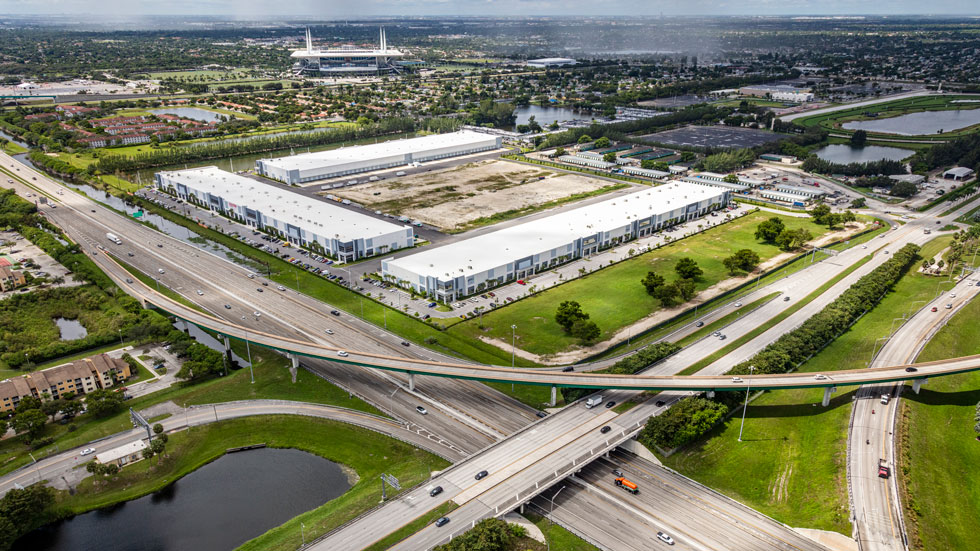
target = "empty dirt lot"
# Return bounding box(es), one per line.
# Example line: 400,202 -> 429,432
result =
329,159 -> 619,231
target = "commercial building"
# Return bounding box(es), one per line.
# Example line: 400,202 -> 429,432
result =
291,28 -> 407,76
943,167 -> 975,181
527,58 -> 577,68
0,353 -> 132,413
382,182 -> 729,301
558,155 -> 616,170
96,440 -> 149,468
255,131 -> 501,185
681,176 -> 749,193
889,174 -> 925,185
155,166 -> 413,262
774,184 -> 827,198
687,171 -> 764,188
739,85 -> 814,103
759,189 -> 811,205
622,166 -> 671,180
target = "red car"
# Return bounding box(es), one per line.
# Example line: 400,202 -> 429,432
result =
931,306 -> 938,312
517,280 -> 526,285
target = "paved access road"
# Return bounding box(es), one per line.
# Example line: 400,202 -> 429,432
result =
0,399 -> 450,497
777,90 -> 934,123
849,275 -> 980,551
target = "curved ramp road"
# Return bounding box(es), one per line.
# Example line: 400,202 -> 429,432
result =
0,399 -> 455,498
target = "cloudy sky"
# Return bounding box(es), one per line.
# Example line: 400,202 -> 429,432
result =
2,0 -> 979,16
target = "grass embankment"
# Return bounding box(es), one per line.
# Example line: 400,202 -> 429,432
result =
1,142 -> 27,155
661,236 -> 950,535
898,292 -> 980,551
363,502 -> 459,551
54,415 -> 448,551
450,211 -> 831,357
0,347 -> 379,479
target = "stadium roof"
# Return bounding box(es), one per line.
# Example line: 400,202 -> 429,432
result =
258,130 -> 496,173
157,167 -> 408,242
388,182 -> 726,280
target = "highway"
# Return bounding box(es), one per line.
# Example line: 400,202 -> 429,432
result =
848,274 -> 980,551
5,149 -> 979,550
0,399 -> 452,496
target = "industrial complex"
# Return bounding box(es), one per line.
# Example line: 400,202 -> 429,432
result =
291,27 -> 408,76
382,182 -> 729,301
255,130 -> 502,185
154,166 -> 413,262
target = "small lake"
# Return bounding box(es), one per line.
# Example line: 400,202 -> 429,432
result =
148,107 -> 225,124
14,447 -> 351,551
512,104 -> 586,127
842,108 -> 980,135
0,129 -> 29,149
54,318 -> 87,340
812,144 -> 915,164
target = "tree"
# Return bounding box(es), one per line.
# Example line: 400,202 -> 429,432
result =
555,301 -> 589,332
0,484 -> 54,528
577,134 -> 592,144
40,399 -> 62,421
754,217 -> 785,243
851,197 -> 867,208
675,278 -> 697,301
15,396 -> 42,414
851,129 -> 868,147
60,400 -> 84,420
654,283 -> 680,306
674,257 -> 703,280
85,389 -> 124,418
142,447 -> 155,460
554,147 -> 566,157
724,249 -> 761,274
570,319 -> 601,342
775,228 -> 813,250
890,180 -> 918,198
594,136 -> 611,148
11,409 -> 46,440
603,152 -> 617,163
153,423 -> 164,435
825,213 -> 843,229
641,272 -> 665,294
723,173 -> 740,184
810,204 -> 832,224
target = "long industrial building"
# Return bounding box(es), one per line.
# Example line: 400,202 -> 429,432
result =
255,130 -> 502,185
382,182 -> 729,301
155,166 -> 413,262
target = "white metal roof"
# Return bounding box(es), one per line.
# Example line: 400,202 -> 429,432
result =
944,167 -> 975,177
96,439 -> 147,463
388,182 -> 726,280
258,130 -> 497,173
157,166 -> 409,241
775,184 -> 827,196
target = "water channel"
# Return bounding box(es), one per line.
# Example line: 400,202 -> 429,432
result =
54,318 -> 88,340
841,108 -> 980,135
148,107 -> 225,124
14,447 -> 351,551
812,144 -> 915,164
511,104 -> 585,127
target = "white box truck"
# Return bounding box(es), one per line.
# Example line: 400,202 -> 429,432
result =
585,396 -> 603,409
105,232 -> 122,245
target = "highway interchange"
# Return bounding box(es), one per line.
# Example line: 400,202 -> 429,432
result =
2,148 -> 979,550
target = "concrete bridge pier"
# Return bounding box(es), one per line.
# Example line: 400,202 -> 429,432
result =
706,390 -> 715,399
822,386 -> 837,407
549,386 -> 557,407
287,353 -> 299,383
179,319 -> 189,333
222,335 -> 232,363
408,372 -> 415,392
912,378 -> 928,394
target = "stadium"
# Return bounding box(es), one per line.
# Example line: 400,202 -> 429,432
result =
291,28 -> 407,76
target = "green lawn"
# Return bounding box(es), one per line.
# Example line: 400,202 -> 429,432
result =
525,511 -> 599,551
449,210 -> 831,357
53,415 -> 448,551
1,141 -> 27,155
898,290 -> 980,551
660,236 -> 948,535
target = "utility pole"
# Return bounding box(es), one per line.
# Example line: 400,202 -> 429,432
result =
737,365 -> 755,442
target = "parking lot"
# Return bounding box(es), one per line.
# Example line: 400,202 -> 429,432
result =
637,125 -> 785,149
0,229 -> 83,297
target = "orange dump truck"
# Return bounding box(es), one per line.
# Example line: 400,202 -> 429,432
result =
615,477 -> 639,494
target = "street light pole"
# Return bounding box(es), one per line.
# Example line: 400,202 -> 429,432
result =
737,365 -> 755,442
547,485 -> 566,551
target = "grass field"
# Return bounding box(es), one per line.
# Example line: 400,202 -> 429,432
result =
449,210 -> 831,357
54,415 -> 448,551
1,141 -> 27,155
661,236 -> 948,535
898,291 -> 980,551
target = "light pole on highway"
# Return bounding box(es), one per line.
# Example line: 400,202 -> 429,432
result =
737,365 -> 755,442
546,485 -> 567,551
241,317 -> 254,384
511,325 -> 517,368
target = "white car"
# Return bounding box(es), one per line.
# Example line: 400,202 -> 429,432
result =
732,376 -> 743,383
814,374 -> 827,380
734,302 -> 742,307
657,531 -> 675,545
253,311 -> 261,317
324,329 -> 334,335
80,448 -> 96,456
337,350 -> 349,357
196,290 -> 204,296
950,293 -> 957,298
277,285 -> 286,291
157,268 -> 165,274
416,406 -> 428,415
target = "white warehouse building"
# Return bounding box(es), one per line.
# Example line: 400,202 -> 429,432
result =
255,130 -> 502,185
382,182 -> 729,301
155,166 -> 413,262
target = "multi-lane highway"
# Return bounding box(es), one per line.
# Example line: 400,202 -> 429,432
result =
848,275 -> 980,551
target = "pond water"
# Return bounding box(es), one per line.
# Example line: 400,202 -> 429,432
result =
148,107 -> 224,124
812,144 -> 915,164
0,129 -> 29,149
841,108 -> 980,135
14,447 -> 351,551
54,318 -> 88,340
512,104 -> 586,127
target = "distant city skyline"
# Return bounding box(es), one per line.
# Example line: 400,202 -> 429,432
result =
1,0 -> 979,17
